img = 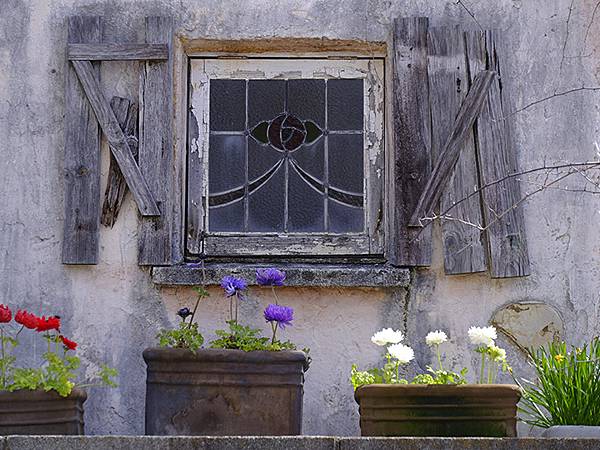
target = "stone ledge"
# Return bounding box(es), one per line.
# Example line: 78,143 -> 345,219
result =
2,436 -> 600,450
152,263 -> 411,288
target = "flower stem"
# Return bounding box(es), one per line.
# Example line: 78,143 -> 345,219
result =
479,351 -> 486,384
271,322 -> 278,345
436,345 -> 443,371
235,294 -> 239,323
229,297 -> 233,323
396,361 -> 400,383
0,329 -> 5,389
271,286 -> 280,305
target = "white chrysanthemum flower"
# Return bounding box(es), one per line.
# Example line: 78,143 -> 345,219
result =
425,330 -> 448,346
487,344 -> 507,362
371,328 -> 404,346
387,343 -> 415,364
468,326 -> 497,346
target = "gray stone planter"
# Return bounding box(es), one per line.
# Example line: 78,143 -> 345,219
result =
355,384 -> 521,437
0,388 -> 86,435
143,347 -> 308,436
542,426 -> 600,438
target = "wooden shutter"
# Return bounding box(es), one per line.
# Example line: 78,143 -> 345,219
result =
389,17 -> 433,267
62,15 -> 175,266
425,26 -> 487,274
62,16 -> 102,264
465,30 -> 530,278
393,19 -> 530,277
138,17 -> 174,266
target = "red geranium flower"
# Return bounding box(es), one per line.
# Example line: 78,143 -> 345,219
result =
15,310 -> 39,329
35,316 -> 61,332
0,305 -> 11,323
59,335 -> 77,351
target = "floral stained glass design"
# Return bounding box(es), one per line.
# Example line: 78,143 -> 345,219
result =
208,78 -> 364,233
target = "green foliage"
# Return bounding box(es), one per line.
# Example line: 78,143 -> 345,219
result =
11,351 -> 79,397
98,364 -> 119,388
0,332 -> 117,397
518,338 -> 600,428
193,286 -> 210,299
157,321 -> 204,351
350,359 -> 410,390
411,366 -> 468,385
210,321 -> 296,352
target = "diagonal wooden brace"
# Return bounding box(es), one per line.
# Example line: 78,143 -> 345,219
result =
408,70 -> 495,227
71,59 -> 160,217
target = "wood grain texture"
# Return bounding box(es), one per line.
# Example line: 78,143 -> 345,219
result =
101,97 -> 139,227
68,43 -> 168,60
138,16 -> 174,265
71,59 -> 160,217
62,16 -> 102,265
389,17 -> 432,266
465,30 -> 530,278
408,70 -> 494,226
424,26 -> 487,274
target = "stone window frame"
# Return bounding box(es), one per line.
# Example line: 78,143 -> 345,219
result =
151,39 -> 411,286
186,57 -> 385,258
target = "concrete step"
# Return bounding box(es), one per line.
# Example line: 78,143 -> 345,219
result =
2,436 -> 600,450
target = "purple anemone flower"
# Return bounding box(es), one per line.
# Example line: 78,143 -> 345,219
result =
256,268 -> 286,286
221,276 -> 247,298
177,307 -> 192,319
264,304 -> 294,329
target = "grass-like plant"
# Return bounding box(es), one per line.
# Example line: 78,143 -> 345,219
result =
518,337 -> 600,427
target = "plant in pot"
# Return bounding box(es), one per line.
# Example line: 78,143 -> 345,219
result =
144,268 -> 310,436
0,305 -> 117,435
518,337 -> 600,438
352,325 -> 521,437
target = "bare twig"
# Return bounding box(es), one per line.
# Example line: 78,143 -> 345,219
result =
502,86 -> 600,119
454,0 -> 484,32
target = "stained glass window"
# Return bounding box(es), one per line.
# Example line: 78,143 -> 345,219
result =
208,79 -> 365,233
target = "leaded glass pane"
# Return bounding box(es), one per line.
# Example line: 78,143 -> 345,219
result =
288,79 -> 325,127
208,135 -> 245,193
248,164 -> 285,232
207,77 -> 365,233
327,79 -> 363,131
328,134 -> 364,193
328,199 -> 364,233
248,80 -> 285,128
210,80 -> 246,131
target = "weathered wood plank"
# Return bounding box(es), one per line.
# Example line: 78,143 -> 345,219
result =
389,17 -> 432,266
62,16 -> 102,265
138,16 -> 174,265
408,70 -> 494,226
425,26 -> 487,275
71,59 -> 160,217
67,43 -> 169,61
465,30 -> 530,278
101,97 -> 139,227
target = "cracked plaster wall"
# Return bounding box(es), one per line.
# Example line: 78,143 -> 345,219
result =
1,0 -> 599,436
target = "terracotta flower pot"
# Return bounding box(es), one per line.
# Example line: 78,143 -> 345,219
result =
355,384 -> 521,437
143,347 -> 308,436
0,388 -> 86,435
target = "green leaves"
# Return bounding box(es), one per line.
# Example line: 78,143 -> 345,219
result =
210,321 -> 296,352
350,364 -> 468,390
99,364 -> 118,388
411,366 -> 468,385
157,321 -> 204,352
518,338 -> 600,428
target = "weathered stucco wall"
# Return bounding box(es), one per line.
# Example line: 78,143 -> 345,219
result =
1,0 -> 599,436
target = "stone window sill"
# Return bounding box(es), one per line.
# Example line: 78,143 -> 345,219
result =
151,263 -> 410,288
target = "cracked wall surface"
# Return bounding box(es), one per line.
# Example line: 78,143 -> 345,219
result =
1,0 -> 600,436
